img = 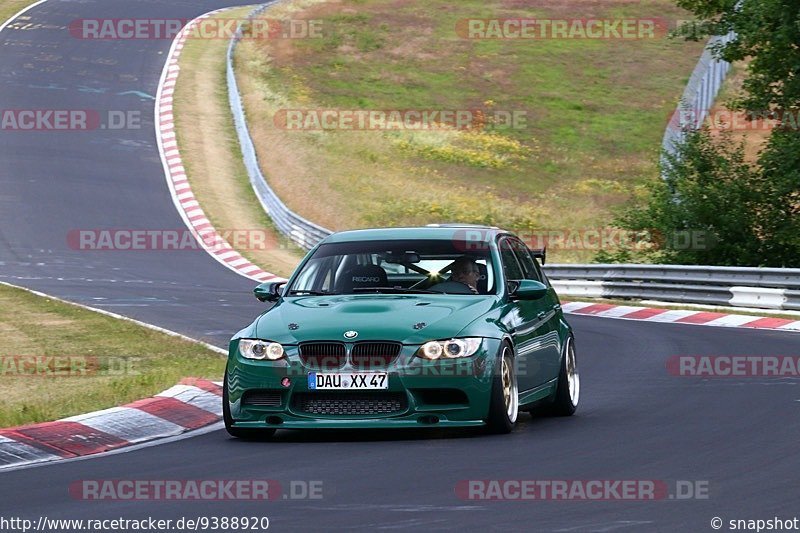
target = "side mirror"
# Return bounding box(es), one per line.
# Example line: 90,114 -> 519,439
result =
511,279 -> 548,300
254,281 -> 286,302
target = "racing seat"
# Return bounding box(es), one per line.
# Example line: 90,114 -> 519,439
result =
335,264 -> 389,293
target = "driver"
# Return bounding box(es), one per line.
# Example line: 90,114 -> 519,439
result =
431,256 -> 480,294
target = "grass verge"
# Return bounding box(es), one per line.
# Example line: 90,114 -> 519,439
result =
0,0 -> 39,25
230,0 -> 706,263
172,6 -> 304,278
0,283 -> 226,427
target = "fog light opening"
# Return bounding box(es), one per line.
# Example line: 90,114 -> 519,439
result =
418,415 -> 440,425
266,416 -> 283,425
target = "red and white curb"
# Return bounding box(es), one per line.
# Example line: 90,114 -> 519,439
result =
562,301 -> 800,332
155,10 -> 285,284
0,378 -> 222,470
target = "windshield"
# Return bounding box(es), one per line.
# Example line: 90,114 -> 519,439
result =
286,239 -> 497,296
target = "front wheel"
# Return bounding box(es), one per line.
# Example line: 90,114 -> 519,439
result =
486,343 -> 518,434
223,373 -> 276,440
548,336 -> 579,416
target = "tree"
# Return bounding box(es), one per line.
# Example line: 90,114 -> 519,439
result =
753,130 -> 800,265
597,129 -> 762,265
675,0 -> 800,119
598,0 -> 800,266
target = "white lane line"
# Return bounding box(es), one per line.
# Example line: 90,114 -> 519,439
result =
0,0 -> 52,34
0,281 -> 226,354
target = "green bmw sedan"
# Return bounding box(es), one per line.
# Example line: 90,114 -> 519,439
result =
224,225 -> 579,438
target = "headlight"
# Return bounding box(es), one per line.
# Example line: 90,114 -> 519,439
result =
239,339 -> 285,360
417,338 -> 482,360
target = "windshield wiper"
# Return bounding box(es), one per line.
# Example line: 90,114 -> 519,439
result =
351,287 -> 436,294
287,290 -> 338,296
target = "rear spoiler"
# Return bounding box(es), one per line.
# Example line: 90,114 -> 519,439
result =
530,247 -> 546,265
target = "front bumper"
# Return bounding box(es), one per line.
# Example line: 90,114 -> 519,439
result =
226,338 -> 501,429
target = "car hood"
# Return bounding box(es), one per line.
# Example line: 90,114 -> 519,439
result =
254,294 -> 501,345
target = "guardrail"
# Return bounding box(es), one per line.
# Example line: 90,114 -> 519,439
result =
226,9 -> 799,313
227,3 -> 333,250
229,8 -> 738,250
544,264 -> 800,311
661,30 -> 736,169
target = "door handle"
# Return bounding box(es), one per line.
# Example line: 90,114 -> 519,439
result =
537,311 -> 547,320
552,304 -> 561,311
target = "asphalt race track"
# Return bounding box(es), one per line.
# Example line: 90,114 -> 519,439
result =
1,1 -> 799,532
0,0 -> 263,346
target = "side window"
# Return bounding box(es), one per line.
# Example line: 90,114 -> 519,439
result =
498,238 -> 523,281
510,239 -> 541,282
532,257 -> 549,286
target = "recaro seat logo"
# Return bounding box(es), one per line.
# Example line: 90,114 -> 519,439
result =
1,110 -> 141,131
353,277 -> 381,283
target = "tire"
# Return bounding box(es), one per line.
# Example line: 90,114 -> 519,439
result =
486,343 -> 519,434
548,336 -> 580,416
223,373 -> 276,440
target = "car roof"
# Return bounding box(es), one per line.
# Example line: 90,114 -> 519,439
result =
320,225 -> 510,244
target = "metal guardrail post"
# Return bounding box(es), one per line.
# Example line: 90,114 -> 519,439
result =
224,6 -> 800,313
227,3 -> 333,251
661,31 -> 735,175
545,264 -> 800,311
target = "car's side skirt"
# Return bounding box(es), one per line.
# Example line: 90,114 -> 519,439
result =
518,378 -> 557,408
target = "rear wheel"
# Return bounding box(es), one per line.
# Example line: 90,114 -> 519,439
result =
486,343 -> 518,434
223,373 -> 276,440
548,336 -> 579,416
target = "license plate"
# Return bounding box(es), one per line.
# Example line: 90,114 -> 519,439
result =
308,372 -> 388,390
